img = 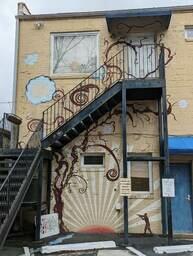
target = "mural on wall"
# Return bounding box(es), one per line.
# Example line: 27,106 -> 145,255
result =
103,37 -> 175,80
128,179 -> 161,234
51,101 -> 162,233
24,53 -> 39,65
25,76 -> 68,106
52,108 -> 123,231
178,99 -> 188,109
23,88 -> 73,138
26,75 -> 56,105
24,75 -> 101,137
116,21 -> 164,34
137,213 -> 153,235
19,20 -> 180,234
23,28 -> 175,139
70,84 -> 100,106
167,95 -> 177,120
22,95 -> 177,144
51,101 -> 165,232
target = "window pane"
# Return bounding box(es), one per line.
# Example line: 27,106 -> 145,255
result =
83,155 -> 104,165
185,27 -> 193,39
131,177 -> 149,191
130,161 -> 150,192
53,33 -> 97,74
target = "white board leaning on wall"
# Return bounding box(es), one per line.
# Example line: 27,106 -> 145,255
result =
40,213 -> 60,239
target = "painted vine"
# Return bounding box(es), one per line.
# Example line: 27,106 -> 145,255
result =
52,100 -> 176,230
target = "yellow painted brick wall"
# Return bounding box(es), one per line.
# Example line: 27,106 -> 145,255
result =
15,11 -> 193,138
50,101 -> 161,234
16,16 -> 111,140
165,10 -> 193,135
14,10 -> 193,234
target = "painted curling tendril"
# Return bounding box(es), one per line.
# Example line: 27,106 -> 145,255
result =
70,84 -> 100,106
51,99 -> 176,229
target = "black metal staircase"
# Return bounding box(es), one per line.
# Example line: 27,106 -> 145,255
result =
42,44 -> 164,148
0,122 -> 42,247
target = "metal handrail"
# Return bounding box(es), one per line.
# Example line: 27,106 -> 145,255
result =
45,48 -> 124,110
0,120 -> 43,246
0,119 -> 43,247
0,114 -> 11,132
0,120 -> 42,192
42,44 -> 163,138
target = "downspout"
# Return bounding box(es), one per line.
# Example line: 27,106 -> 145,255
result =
11,3 -> 31,148
12,16 -> 20,115
11,16 -> 20,148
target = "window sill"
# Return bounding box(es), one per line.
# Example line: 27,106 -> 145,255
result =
50,73 -> 92,80
185,38 -> 193,42
128,193 -> 154,199
81,167 -> 105,172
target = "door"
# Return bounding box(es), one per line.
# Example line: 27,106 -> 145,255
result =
125,33 -> 157,79
170,164 -> 193,233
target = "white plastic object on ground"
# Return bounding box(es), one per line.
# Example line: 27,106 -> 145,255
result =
127,246 -> 146,256
154,244 -> 193,254
41,240 -> 116,254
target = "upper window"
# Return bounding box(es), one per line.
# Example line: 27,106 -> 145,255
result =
51,32 -> 98,75
185,26 -> 193,41
127,154 -> 153,193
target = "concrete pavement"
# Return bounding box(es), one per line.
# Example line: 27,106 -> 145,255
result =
1,234 -> 193,256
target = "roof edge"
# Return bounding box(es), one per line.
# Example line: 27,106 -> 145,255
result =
16,5 -> 193,20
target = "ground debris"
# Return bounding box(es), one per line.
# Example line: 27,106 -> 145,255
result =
41,241 -> 116,254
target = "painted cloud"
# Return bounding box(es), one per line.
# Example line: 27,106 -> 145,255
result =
24,53 -> 39,65
26,75 -> 56,105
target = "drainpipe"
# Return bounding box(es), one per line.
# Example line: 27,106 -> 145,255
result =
11,15 -> 20,148
121,84 -> 128,244
12,13 -> 20,115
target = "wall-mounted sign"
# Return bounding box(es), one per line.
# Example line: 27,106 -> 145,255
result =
120,178 -> 131,196
162,178 -> 175,197
40,213 -> 59,239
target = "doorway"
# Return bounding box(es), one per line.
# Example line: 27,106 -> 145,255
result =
170,163 -> 193,233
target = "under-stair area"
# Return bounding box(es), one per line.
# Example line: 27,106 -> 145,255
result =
0,125 -> 43,246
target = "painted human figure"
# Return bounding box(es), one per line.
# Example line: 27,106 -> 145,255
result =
137,213 -> 153,235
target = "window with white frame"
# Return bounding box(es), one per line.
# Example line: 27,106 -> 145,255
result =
127,154 -> 153,193
51,32 -> 98,75
81,153 -> 104,168
185,26 -> 193,41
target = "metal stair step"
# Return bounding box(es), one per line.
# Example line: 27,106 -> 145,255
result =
0,191 -> 17,198
0,167 -> 10,171
0,212 -> 7,224
0,212 -> 7,217
0,197 -> 16,206
0,182 -> 22,188
0,174 -> 26,180
0,174 -> 26,183
0,201 -> 9,208
0,160 -> 33,164
0,160 -> 15,164
0,167 -> 27,172
0,148 -> 37,157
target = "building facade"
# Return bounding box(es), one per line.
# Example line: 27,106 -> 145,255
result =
2,3 -> 193,242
